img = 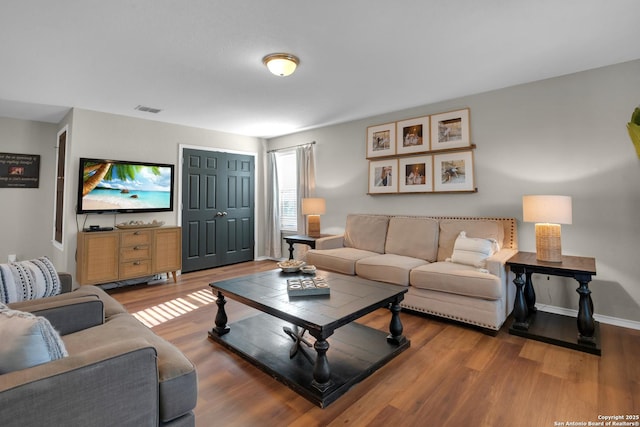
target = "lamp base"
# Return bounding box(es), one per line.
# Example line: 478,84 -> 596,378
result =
535,223 -> 563,262
307,215 -> 321,238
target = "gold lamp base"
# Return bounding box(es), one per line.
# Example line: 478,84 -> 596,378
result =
307,215 -> 321,237
535,223 -> 563,262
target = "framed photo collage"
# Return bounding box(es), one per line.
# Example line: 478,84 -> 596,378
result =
366,108 -> 476,194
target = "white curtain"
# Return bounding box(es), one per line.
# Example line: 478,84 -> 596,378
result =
265,151 -> 281,258
296,144 -> 317,236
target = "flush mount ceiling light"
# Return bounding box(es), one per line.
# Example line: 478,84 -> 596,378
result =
262,53 -> 299,77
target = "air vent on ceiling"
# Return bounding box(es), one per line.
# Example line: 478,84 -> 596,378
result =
135,105 -> 162,114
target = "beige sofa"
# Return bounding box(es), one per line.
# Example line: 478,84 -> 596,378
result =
305,214 -> 518,332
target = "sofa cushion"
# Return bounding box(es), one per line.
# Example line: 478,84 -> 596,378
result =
0,303 -> 68,374
62,312 -> 197,423
437,219 -> 503,262
306,247 -> 379,275
0,257 -> 61,304
344,214 -> 389,254
450,231 -> 499,268
356,254 -> 428,286
410,262 -> 503,300
385,217 -> 439,261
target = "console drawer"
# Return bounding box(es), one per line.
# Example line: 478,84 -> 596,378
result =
120,259 -> 152,279
120,245 -> 151,261
121,230 -> 152,247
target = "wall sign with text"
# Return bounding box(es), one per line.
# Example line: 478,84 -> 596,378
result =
0,153 -> 40,188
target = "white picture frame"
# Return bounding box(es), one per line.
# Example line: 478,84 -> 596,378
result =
366,122 -> 396,158
396,116 -> 430,155
399,155 -> 433,193
430,108 -> 471,151
433,150 -> 475,192
368,158 -> 398,194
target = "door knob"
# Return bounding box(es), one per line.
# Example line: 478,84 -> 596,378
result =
216,212 -> 224,217
222,212 -> 228,216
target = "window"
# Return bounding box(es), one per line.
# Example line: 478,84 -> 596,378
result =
275,151 -> 297,231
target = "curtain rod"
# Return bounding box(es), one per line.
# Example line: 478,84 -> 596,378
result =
267,141 -> 316,153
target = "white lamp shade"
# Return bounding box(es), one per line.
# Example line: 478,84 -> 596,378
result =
523,195 -> 572,225
301,198 -> 326,215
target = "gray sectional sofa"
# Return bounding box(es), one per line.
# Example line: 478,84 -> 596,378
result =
305,214 -> 518,332
0,275 -> 197,427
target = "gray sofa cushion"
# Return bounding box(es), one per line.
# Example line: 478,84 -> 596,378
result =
410,262 -> 502,300
0,339 -> 159,427
356,254 -> 428,286
306,247 -> 379,275
344,214 -> 389,254
385,216 -> 439,261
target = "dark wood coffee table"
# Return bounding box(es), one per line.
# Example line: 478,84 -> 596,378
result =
208,269 -> 410,407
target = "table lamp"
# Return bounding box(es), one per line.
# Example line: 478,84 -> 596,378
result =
523,195 -> 572,262
301,198 -> 326,237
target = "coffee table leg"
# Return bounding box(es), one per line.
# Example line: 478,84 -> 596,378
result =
211,291 -> 230,336
387,298 -> 407,345
311,337 -> 333,391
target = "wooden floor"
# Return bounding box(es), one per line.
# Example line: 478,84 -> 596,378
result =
108,261 -> 640,427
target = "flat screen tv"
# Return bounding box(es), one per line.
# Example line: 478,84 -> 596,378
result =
77,157 -> 175,214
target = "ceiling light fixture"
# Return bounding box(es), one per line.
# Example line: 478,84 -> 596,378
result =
262,53 -> 299,77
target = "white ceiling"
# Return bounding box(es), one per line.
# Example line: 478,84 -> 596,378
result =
1,0 -> 639,138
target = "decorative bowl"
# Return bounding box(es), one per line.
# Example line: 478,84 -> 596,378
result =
277,260 -> 305,273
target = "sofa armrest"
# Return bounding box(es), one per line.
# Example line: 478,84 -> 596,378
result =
58,272 -> 76,293
8,296 -> 104,335
0,339 -> 159,427
314,234 -> 345,250
485,248 -> 518,279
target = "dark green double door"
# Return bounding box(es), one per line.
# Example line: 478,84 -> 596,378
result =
181,148 -> 255,273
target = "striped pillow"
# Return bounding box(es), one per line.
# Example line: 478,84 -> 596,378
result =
0,257 -> 61,304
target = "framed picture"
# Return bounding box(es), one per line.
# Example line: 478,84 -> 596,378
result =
396,116 -> 430,155
433,150 -> 475,192
430,108 -> 470,151
368,158 -> 398,194
399,155 -> 433,193
366,122 -> 396,158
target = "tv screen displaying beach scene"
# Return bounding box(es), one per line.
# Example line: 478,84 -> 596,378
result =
78,158 -> 174,213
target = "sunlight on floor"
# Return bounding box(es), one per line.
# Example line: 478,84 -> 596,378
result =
132,288 -> 216,328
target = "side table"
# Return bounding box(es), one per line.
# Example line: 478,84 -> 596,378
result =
283,234 -> 333,260
506,251 -> 600,355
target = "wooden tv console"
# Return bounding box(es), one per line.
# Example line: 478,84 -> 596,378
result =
76,226 -> 181,285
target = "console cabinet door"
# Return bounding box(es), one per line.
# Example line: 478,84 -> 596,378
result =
77,232 -> 119,285
154,227 -> 182,273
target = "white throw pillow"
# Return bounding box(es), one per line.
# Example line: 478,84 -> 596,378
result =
0,257 -> 61,303
449,231 -> 499,268
0,304 -> 68,374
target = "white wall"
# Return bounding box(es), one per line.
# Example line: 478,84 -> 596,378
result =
266,59 -> 640,323
60,108 -> 265,277
0,117 -> 58,262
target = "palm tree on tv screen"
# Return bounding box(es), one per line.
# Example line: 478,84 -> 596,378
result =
82,162 -> 161,196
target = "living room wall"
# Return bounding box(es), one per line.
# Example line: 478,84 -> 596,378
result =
266,59 -> 640,326
0,117 -> 59,262
56,108 -> 265,279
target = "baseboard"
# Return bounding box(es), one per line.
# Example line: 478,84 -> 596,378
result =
536,304 -> 640,331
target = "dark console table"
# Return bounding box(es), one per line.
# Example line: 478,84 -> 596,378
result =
506,251 -> 599,355
283,234 -> 333,260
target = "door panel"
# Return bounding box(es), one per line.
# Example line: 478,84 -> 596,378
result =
182,148 -> 254,272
